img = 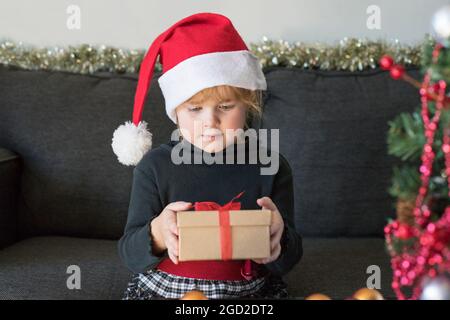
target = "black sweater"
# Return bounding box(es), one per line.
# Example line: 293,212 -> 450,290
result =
118,137 -> 303,277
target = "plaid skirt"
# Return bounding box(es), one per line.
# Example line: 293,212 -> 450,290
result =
122,269 -> 289,300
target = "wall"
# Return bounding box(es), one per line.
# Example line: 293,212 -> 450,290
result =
0,0 -> 448,48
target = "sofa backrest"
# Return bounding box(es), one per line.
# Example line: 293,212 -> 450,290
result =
0,67 -> 175,239
0,65 -> 419,239
261,67 -> 419,237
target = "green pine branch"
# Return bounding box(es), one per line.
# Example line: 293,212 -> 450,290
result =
387,106 -> 449,200
421,35 -> 450,83
387,110 -> 425,162
388,165 -> 421,200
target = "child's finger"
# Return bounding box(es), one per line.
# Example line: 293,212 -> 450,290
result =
168,250 -> 178,264
270,233 -> 282,252
272,243 -> 281,261
169,221 -> 179,236
168,233 -> 179,253
270,223 -> 278,236
273,225 -> 284,244
167,236 -> 179,265
166,201 -> 193,212
264,243 -> 282,264
263,242 -> 282,264
256,197 -> 277,211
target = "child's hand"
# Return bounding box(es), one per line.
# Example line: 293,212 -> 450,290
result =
155,201 -> 192,264
252,197 -> 285,265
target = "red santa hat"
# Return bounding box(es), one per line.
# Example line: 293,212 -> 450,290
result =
111,12 -> 267,166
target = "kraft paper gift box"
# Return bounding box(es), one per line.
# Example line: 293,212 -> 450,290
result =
176,209 -> 272,261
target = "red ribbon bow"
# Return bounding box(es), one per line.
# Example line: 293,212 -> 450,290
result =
193,191 -> 255,280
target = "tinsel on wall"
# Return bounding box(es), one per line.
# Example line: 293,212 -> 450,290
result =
0,37 -> 422,75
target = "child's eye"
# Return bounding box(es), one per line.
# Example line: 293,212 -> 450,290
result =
219,104 -> 235,110
188,106 -> 202,112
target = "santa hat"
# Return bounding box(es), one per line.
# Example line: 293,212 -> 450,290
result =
111,12 -> 267,166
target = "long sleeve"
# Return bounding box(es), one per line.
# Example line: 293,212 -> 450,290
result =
118,166 -> 168,274
263,154 -> 303,277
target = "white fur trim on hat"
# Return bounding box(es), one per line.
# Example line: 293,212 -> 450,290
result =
158,50 -> 267,124
111,121 -> 153,166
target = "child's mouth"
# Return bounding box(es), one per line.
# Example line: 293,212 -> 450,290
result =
201,128 -> 223,142
201,134 -> 222,142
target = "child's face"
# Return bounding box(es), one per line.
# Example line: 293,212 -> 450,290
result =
175,97 -> 247,153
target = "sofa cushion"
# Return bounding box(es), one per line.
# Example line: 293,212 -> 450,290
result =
286,237 -> 395,299
0,236 -> 132,299
0,236 -> 394,300
261,67 -> 420,236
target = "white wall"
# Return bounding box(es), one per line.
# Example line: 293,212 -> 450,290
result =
0,0 -> 448,48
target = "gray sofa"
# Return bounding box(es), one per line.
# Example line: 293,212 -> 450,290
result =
0,65 -> 419,299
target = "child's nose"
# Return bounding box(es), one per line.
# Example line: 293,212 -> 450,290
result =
201,108 -> 220,126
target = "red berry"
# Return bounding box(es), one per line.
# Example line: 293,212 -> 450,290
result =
379,55 -> 394,70
395,224 -> 412,240
430,83 -> 441,93
390,65 -> 405,80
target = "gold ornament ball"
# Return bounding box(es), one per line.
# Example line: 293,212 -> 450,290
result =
353,288 -> 384,300
180,290 -> 209,300
305,293 -> 332,300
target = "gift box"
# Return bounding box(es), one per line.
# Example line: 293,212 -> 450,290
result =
177,209 -> 272,261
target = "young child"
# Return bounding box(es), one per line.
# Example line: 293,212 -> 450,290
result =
112,12 -> 303,300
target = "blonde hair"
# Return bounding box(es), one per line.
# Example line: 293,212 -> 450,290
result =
176,85 -> 263,130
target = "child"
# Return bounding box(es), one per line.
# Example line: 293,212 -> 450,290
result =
112,12 -> 303,300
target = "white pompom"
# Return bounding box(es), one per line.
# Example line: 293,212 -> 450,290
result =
432,5 -> 450,42
111,120 -> 153,166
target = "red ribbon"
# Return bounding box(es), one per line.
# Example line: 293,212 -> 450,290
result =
193,191 -> 255,280
194,191 -> 244,260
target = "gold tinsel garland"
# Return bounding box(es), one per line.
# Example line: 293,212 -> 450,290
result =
0,37 -> 422,75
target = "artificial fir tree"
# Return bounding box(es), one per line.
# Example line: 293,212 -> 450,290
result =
382,6 -> 450,300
